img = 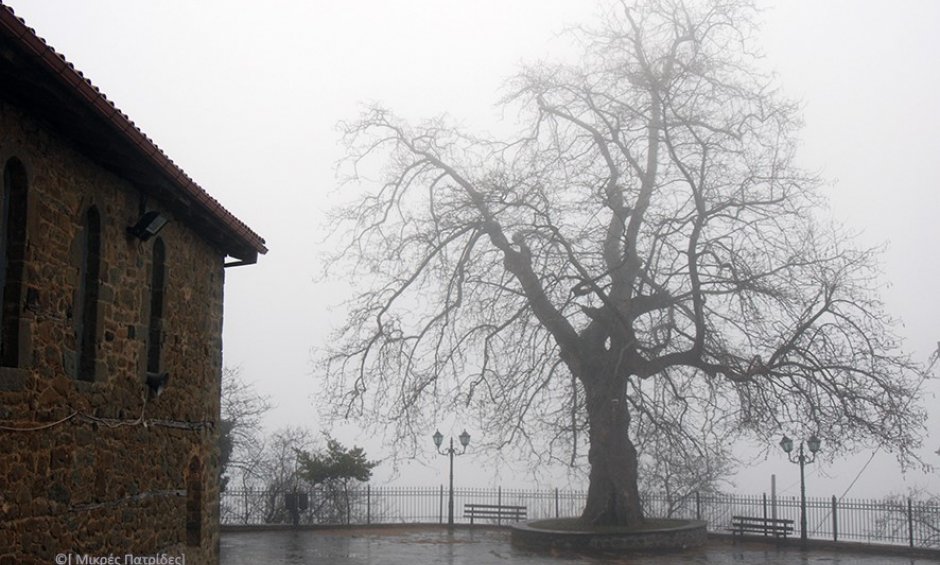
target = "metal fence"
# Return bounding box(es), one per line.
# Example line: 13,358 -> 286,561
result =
220,486 -> 940,549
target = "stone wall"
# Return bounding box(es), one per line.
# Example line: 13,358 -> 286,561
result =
0,100 -> 225,564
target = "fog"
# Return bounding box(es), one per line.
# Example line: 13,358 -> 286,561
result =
7,0 -> 938,500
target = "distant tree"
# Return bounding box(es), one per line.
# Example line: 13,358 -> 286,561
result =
635,409 -> 736,517
219,367 -> 271,491
323,0 -> 927,527
296,437 -> 378,524
218,426 -> 317,525
874,489 -> 940,548
250,427 -> 316,524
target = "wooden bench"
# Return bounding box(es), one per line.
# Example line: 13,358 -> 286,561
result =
729,515 -> 794,542
464,503 -> 527,526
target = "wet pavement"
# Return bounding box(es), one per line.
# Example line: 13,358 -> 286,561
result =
220,526 -> 931,564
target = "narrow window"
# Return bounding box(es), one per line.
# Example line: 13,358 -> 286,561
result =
186,455 -> 203,547
1,158 -> 28,368
147,238 -> 165,373
77,206 -> 101,381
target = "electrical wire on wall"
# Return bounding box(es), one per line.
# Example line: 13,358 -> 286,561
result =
0,388 -> 215,432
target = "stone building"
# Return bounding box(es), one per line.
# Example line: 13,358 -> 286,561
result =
0,5 -> 266,564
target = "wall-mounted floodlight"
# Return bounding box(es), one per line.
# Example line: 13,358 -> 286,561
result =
127,211 -> 168,241
145,371 -> 170,398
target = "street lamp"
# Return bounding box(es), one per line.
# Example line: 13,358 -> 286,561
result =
433,428 -> 470,531
780,434 -> 821,547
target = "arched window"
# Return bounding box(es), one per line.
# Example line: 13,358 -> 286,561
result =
186,455 -> 203,547
77,206 -> 101,381
147,238 -> 165,373
1,158 -> 28,368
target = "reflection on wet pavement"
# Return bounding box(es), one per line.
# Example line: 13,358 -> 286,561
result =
220,527 -> 927,565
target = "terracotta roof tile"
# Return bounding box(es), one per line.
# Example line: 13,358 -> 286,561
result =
0,3 -> 267,259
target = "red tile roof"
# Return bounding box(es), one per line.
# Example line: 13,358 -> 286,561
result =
0,3 -> 267,262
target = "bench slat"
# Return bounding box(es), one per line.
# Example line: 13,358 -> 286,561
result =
466,504 -> 526,511
729,515 -> 793,542
731,515 -> 793,524
464,503 -> 527,525
733,525 -> 794,533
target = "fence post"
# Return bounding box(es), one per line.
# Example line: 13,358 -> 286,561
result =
908,498 -> 914,548
498,486 -> 503,526
367,484 -> 371,525
555,488 -> 559,518
695,491 -> 701,521
440,485 -> 444,524
831,495 -> 837,542
771,474 -> 777,521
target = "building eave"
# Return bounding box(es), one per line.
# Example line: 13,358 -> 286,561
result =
0,3 -> 267,263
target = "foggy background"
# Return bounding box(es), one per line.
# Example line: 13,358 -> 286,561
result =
6,0 -> 937,500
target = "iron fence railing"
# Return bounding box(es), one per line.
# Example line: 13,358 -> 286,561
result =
220,486 -> 940,549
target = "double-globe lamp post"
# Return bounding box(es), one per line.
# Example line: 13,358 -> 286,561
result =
433,428 -> 470,532
780,434 -> 822,547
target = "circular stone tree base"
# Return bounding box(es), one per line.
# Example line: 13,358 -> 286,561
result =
510,518 -> 707,553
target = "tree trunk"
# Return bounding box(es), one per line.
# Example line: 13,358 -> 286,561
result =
580,374 -> 644,527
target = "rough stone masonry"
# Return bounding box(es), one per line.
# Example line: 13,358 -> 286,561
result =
0,6 -> 265,563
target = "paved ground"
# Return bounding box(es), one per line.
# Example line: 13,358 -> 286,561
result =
220,527 -> 934,564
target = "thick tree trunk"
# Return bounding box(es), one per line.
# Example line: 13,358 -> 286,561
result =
580,375 -> 644,527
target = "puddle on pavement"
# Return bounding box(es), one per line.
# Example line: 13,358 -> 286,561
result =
220,527 -> 930,565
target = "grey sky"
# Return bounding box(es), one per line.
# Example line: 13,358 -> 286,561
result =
6,0 -> 938,498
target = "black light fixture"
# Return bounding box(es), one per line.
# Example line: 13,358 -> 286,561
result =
145,371 -> 170,397
127,211 -> 168,241
433,427 -> 471,532
807,434 -> 821,454
780,433 -> 822,547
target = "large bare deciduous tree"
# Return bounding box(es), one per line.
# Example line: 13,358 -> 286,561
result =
322,0 -> 926,526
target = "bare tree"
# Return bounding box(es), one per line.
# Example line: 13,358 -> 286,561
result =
252,427 -> 315,523
219,426 -> 317,525
219,367 -> 271,491
635,402 -> 737,518
322,0 -> 926,526
875,490 -> 940,548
